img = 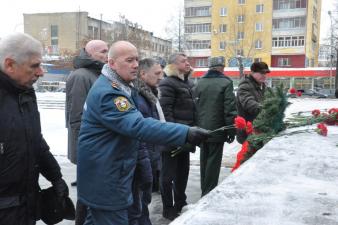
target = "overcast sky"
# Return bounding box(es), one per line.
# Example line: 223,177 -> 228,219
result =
0,0 -> 335,42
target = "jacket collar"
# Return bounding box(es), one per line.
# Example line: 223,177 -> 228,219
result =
0,70 -> 34,95
247,74 -> 265,90
203,69 -> 225,78
101,64 -> 132,97
132,78 -> 158,105
164,64 -> 193,81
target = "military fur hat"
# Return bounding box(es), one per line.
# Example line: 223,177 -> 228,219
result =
208,56 -> 225,68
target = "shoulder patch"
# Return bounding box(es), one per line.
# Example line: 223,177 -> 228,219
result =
113,96 -> 131,112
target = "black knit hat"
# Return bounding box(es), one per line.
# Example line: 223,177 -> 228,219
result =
250,62 -> 270,73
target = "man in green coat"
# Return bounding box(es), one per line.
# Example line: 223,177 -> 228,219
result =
194,56 -> 237,196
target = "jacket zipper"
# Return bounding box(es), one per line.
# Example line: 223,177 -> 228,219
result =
0,143 -> 4,155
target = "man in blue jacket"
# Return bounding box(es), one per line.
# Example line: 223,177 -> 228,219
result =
77,41 -> 210,225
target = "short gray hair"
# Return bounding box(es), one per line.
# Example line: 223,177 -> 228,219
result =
138,58 -> 159,75
0,33 -> 43,70
168,52 -> 186,64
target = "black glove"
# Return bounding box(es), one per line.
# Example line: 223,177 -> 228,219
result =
186,127 -> 210,146
225,128 -> 236,143
52,178 -> 69,198
225,135 -> 235,143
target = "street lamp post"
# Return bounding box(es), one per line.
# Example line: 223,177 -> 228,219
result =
328,10 -> 333,90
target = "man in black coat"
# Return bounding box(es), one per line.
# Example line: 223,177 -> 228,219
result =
159,53 -> 195,220
65,40 -> 108,225
0,33 -> 69,225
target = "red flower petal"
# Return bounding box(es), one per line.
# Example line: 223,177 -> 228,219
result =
235,116 -> 247,129
246,121 -> 253,134
311,109 -> 321,117
289,88 -> 296,94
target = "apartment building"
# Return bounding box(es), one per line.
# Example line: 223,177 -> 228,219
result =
184,0 -> 321,68
24,12 -> 172,59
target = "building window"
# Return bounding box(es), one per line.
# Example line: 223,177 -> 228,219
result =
273,0 -> 307,10
237,15 -> 245,23
219,8 -> 228,16
238,0 -> 245,5
255,22 -> 263,31
186,40 -> 211,49
272,36 -> 305,47
278,57 -> 291,66
219,24 -> 227,33
185,6 -> 211,17
256,4 -> 264,13
219,41 -> 226,50
185,23 -> 211,33
50,25 -> 58,47
237,32 -> 244,40
255,40 -> 262,49
220,7 -> 227,16
196,58 -> 208,67
272,17 -> 306,30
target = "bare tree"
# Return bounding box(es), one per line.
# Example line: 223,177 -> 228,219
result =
165,7 -> 189,52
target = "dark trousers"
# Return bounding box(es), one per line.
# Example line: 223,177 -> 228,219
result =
75,200 -> 87,225
128,158 -> 153,225
84,207 -> 128,225
160,151 -> 189,211
200,142 -> 224,196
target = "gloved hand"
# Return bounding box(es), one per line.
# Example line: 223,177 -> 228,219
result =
186,126 -> 210,146
52,178 -> 69,198
225,128 -> 236,143
225,135 -> 235,143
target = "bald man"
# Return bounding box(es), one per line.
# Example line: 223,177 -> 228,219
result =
65,40 -> 108,225
77,41 -> 210,224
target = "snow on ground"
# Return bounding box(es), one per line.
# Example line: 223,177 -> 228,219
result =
171,98 -> 338,225
36,92 -> 337,225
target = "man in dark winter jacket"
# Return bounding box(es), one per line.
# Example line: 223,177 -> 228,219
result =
0,33 -> 69,225
77,41 -> 210,225
236,61 -> 270,143
195,56 -> 237,196
128,58 -> 165,225
159,53 -> 196,220
65,40 -> 108,225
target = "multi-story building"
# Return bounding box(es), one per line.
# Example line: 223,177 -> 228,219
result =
24,12 -> 172,59
184,0 -> 212,68
184,0 -> 321,68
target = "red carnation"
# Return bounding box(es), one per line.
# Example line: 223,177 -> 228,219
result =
316,123 -> 328,136
235,116 -> 247,129
289,88 -> 296,94
328,108 -> 338,114
311,109 -> 321,117
246,121 -> 253,134
297,91 -> 302,97
322,112 -> 336,125
231,141 -> 249,172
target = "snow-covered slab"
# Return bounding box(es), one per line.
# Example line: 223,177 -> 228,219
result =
171,126 -> 338,225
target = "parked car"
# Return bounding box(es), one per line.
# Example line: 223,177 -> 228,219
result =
297,89 -> 328,98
